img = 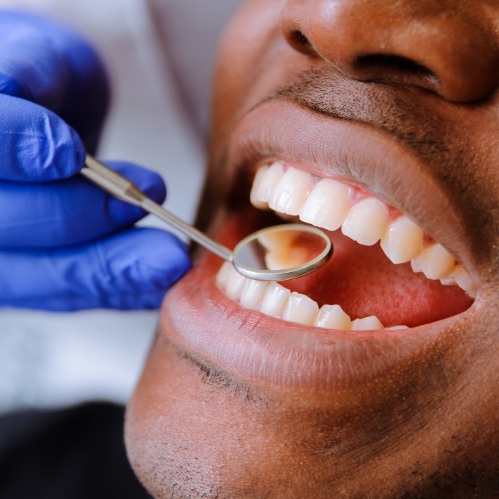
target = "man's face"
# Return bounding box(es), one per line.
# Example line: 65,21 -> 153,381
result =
126,1 -> 499,496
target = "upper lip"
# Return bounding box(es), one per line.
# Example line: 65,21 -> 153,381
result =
222,98 -> 476,279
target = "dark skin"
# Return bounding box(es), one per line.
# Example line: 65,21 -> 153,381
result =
126,1 -> 499,497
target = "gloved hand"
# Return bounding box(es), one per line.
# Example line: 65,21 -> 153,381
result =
0,11 -> 191,310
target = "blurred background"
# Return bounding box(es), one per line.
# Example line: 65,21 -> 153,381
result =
0,0 -> 241,414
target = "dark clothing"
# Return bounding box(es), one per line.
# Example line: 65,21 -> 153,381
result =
0,402 -> 151,498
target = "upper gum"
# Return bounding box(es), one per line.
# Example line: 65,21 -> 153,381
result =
255,161 -> 409,226
256,159 -> 412,228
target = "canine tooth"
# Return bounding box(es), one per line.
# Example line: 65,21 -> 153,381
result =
216,262 -> 232,289
260,282 -> 291,317
240,279 -> 269,309
380,216 -> 424,264
269,168 -> 312,215
341,198 -> 389,246
299,179 -> 350,230
283,292 -> 319,325
352,316 -> 384,331
250,167 -> 270,208
225,268 -> 248,301
412,243 -> 455,280
250,162 -> 285,208
314,304 -> 352,330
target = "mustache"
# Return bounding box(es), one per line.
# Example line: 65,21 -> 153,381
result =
270,67 -> 452,165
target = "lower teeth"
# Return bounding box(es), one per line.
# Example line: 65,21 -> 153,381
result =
216,262 -> 407,331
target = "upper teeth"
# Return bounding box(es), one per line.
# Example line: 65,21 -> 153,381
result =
250,161 -> 476,297
214,161 -> 476,332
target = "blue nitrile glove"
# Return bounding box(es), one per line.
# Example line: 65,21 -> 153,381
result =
0,11 -> 191,310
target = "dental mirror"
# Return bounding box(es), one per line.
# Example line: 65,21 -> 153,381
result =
81,155 -> 333,281
232,224 -> 332,280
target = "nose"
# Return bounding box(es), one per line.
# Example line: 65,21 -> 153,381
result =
281,0 -> 499,102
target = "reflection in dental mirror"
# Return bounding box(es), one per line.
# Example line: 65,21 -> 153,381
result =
233,224 -> 333,281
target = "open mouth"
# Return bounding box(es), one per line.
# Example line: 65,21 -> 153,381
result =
214,161 -> 475,331
160,100 -> 481,390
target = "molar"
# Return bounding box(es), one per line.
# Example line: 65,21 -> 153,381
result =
447,265 -> 477,298
411,243 -> 455,280
352,316 -> 385,331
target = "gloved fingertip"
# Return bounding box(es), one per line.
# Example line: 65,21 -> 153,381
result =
0,75 -> 26,100
0,96 -> 86,181
21,104 -> 85,180
41,117 -> 86,179
142,170 -> 167,205
128,231 -> 191,289
104,161 -> 167,205
102,229 -> 191,296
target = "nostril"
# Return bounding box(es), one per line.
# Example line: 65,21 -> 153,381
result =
357,54 -> 433,77
354,54 -> 440,89
282,2 -> 498,103
288,30 -> 317,57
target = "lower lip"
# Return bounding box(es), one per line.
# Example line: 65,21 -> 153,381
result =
160,250 -> 469,391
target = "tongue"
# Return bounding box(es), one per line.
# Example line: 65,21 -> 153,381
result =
284,231 -> 473,328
